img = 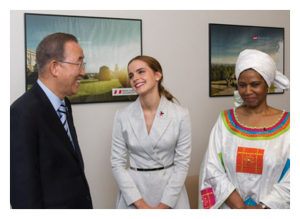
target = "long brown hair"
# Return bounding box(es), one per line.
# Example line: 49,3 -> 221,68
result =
128,55 -> 179,103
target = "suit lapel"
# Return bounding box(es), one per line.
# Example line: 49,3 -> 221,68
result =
129,98 -> 164,166
32,83 -> 78,158
129,97 -> 172,166
149,96 -> 172,149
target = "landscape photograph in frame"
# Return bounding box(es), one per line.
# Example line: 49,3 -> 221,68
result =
25,13 -> 142,103
209,23 -> 284,97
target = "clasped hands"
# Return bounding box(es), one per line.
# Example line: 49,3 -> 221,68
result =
134,199 -> 170,209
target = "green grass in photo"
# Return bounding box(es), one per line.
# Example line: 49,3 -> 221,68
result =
68,78 -> 137,103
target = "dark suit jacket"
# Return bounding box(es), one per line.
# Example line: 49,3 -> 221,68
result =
10,82 -> 93,209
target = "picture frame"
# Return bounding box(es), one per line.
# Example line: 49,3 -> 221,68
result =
25,13 -> 142,104
209,23 -> 284,97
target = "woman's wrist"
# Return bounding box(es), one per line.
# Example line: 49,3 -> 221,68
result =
259,202 -> 269,209
225,190 -> 246,209
155,202 -> 170,209
134,199 -> 152,209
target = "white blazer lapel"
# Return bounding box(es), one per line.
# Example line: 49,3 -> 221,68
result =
149,96 -> 172,149
129,98 -> 164,166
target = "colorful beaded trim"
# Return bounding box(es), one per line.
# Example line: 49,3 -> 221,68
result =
221,109 -> 290,140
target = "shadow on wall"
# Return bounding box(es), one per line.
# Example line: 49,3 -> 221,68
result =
184,175 -> 199,209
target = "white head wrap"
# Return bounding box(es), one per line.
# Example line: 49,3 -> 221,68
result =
234,49 -> 290,107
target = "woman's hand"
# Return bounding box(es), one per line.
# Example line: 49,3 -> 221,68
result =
245,205 -> 263,209
225,190 -> 247,209
134,199 -> 153,209
245,204 -> 269,209
225,191 -> 269,209
134,199 -> 170,209
154,203 -> 170,209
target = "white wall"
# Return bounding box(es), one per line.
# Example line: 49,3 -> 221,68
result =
10,10 -> 290,209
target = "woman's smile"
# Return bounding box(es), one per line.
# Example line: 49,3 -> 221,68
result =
135,82 -> 145,89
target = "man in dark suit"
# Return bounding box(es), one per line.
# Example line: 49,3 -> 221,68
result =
10,33 -> 93,209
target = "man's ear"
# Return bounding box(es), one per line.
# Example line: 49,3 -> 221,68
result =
49,60 -> 59,77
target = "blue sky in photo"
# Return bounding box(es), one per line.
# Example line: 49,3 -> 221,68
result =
210,24 -> 284,69
26,14 -> 142,72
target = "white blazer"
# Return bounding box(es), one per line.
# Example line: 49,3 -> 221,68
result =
111,96 -> 192,209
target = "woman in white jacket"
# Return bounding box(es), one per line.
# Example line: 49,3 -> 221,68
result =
111,55 -> 192,209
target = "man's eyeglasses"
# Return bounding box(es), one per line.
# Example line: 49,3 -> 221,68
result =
56,60 -> 86,70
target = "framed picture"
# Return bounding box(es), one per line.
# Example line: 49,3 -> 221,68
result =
209,23 -> 284,97
25,13 -> 142,104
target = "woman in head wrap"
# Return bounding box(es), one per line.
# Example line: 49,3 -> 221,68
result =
199,49 -> 290,209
